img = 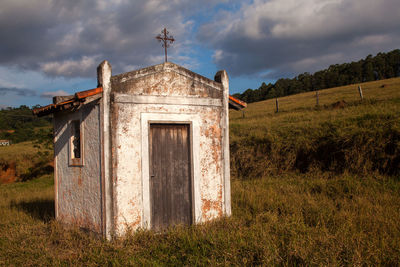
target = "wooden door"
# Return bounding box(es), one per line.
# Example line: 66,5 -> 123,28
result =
149,124 -> 192,230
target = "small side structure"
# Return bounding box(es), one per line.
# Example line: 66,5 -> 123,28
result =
34,61 -> 246,239
0,140 -> 11,146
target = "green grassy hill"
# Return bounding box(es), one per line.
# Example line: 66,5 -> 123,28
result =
0,78 -> 399,265
0,105 -> 52,144
230,77 -> 400,178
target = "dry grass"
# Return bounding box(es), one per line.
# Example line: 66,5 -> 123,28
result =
1,173 -> 399,265
0,141 -> 39,161
0,142 -> 53,183
0,142 -> 41,181
0,78 -> 399,265
232,77 -> 400,120
230,78 -> 400,178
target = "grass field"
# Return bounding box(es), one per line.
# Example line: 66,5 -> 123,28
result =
0,141 -> 52,183
1,78 -> 400,265
230,78 -> 400,178
0,141 -> 40,160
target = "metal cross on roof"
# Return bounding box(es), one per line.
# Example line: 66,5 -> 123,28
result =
155,28 -> 175,63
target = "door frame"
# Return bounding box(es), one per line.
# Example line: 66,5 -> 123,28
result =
149,123 -> 192,229
141,112 -> 202,229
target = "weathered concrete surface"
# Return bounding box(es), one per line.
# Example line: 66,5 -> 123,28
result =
111,103 -> 224,235
110,62 -> 228,236
54,99 -> 102,233
215,70 -> 232,216
111,62 -> 222,98
97,60 -> 113,239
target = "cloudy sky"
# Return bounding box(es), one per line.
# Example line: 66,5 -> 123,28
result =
0,0 -> 399,107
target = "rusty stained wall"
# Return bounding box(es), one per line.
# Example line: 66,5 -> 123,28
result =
111,62 -> 222,98
110,62 -> 225,235
54,99 -> 102,233
111,103 -> 224,235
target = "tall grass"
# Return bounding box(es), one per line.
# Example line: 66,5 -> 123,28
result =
230,78 -> 400,178
0,141 -> 53,182
0,78 -> 399,265
1,174 -> 399,265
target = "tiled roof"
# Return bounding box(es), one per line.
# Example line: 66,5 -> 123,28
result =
229,95 -> 247,110
33,87 -> 102,117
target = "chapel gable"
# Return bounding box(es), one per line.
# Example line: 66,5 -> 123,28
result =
110,62 -> 222,98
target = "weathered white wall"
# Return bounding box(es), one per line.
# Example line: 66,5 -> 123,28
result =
54,99 -> 103,233
111,62 -> 222,99
111,103 -> 224,235
110,62 -> 227,236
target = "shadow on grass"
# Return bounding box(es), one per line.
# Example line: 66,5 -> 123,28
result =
11,199 -> 55,222
20,164 -> 53,182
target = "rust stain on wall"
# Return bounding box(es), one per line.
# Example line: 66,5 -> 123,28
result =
59,212 -> 101,233
127,199 -> 142,229
72,167 -> 83,186
211,143 -> 222,174
201,184 -> 223,220
201,199 -> 223,220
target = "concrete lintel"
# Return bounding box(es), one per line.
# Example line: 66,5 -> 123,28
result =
114,94 -> 222,107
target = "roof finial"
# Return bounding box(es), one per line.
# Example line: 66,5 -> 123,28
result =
155,28 -> 175,63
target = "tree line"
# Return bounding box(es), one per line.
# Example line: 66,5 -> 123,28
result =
0,105 -> 52,143
233,49 -> 400,103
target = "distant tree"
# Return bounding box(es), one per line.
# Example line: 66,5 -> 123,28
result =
241,88 -> 257,103
313,70 -> 326,90
232,93 -> 242,99
362,55 -> 374,82
297,72 -> 313,91
374,53 -> 386,79
235,49 -> 400,103
0,105 -> 52,143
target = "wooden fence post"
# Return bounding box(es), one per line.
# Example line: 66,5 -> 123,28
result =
242,110 -> 245,118
316,91 -> 319,106
358,85 -> 363,101
275,98 -> 279,113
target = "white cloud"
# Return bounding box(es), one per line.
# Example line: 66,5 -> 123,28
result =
40,90 -> 69,98
0,0 -> 223,78
199,0 -> 400,77
289,53 -> 343,73
0,65 -> 95,107
40,56 -> 99,77
213,50 -> 223,62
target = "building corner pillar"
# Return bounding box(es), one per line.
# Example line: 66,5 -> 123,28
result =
215,70 -> 231,216
97,60 -> 113,239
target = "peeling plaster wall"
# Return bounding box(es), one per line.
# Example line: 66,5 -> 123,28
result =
112,103 -> 224,235
54,99 -> 102,233
110,62 -> 226,235
111,62 -> 222,98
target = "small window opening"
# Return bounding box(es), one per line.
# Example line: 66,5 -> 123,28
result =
71,120 -> 81,159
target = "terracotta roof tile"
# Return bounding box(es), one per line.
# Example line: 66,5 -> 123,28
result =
33,87 -> 102,117
229,95 -> 247,110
